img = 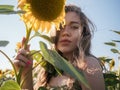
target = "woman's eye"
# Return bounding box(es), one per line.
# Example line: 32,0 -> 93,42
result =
70,25 -> 79,30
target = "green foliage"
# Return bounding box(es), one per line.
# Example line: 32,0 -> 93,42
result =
104,42 -> 116,47
112,30 -> 120,35
0,41 -> 9,47
104,72 -> 120,86
0,5 -> 14,11
99,56 -> 120,90
101,30 -> 120,90
38,87 -> 47,90
0,5 -> 24,14
0,80 -> 21,90
30,32 -> 54,43
111,48 -> 119,54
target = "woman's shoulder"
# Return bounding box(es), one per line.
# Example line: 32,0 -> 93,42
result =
84,55 -> 103,73
82,55 -> 105,90
85,55 -> 101,65
85,55 -> 99,61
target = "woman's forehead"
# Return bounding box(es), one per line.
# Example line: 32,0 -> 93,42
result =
65,12 -> 81,25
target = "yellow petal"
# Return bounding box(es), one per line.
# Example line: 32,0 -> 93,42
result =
18,0 -> 66,32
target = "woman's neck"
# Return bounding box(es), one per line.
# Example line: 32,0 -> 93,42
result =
63,52 -> 74,63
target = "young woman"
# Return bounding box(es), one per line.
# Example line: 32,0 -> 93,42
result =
14,5 -> 105,90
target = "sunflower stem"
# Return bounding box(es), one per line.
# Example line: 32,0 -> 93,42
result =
0,50 -> 17,83
17,67 -> 23,85
24,27 -> 32,49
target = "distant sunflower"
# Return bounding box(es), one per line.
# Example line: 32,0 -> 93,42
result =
18,0 -> 66,32
16,42 -> 22,51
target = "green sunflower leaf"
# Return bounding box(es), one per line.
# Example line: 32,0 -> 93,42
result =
39,41 -> 90,89
111,48 -> 119,54
104,42 -> 116,47
0,80 -> 21,90
0,5 -> 24,14
0,40 -> 9,47
0,5 -> 14,11
111,30 -> 120,35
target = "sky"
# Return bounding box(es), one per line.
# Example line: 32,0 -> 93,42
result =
0,0 -> 120,70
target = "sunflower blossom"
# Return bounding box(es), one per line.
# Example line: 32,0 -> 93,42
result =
18,0 -> 66,32
15,42 -> 22,52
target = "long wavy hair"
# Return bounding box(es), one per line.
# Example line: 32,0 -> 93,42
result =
34,5 -> 95,90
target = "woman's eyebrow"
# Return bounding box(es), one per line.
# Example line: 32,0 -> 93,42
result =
69,21 -> 80,25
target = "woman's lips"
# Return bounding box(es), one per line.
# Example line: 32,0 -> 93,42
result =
60,39 -> 71,45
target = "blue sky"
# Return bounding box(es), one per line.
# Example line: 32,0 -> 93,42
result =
0,0 -> 120,70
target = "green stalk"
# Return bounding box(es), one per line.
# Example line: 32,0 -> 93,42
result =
24,27 -> 32,49
17,67 -> 23,85
0,50 -> 17,81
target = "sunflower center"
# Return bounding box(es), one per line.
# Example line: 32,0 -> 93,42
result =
30,0 -> 65,21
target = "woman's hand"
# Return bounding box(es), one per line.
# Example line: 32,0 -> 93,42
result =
13,37 -> 34,90
13,37 -> 33,75
14,49 -> 33,71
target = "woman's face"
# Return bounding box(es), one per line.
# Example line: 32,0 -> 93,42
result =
57,12 -> 82,55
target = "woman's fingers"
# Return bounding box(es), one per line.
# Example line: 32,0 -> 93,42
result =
14,48 -> 33,68
14,60 -> 26,67
17,54 -> 29,64
21,37 -> 30,51
14,57 -> 33,70
18,48 -> 29,56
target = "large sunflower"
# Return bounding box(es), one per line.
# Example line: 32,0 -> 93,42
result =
18,0 -> 66,32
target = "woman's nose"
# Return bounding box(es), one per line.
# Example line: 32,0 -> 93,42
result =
61,25 -> 70,36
